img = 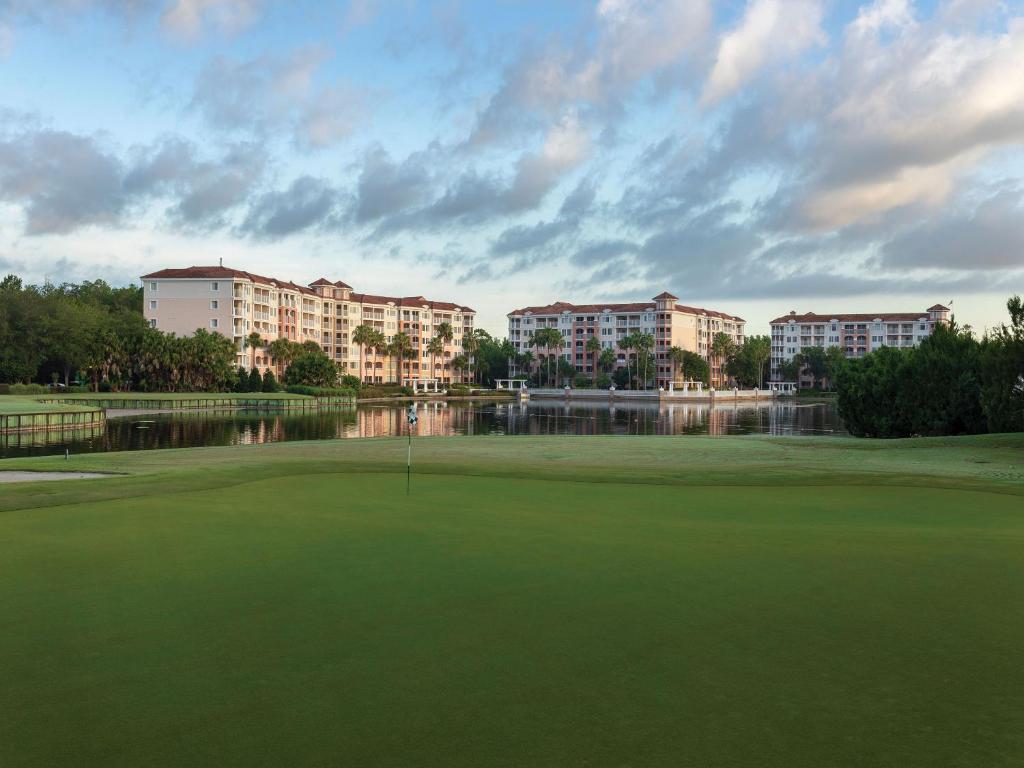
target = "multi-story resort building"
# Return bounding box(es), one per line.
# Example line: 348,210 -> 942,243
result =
769,304 -> 951,382
507,292 -> 745,387
141,265 -> 475,384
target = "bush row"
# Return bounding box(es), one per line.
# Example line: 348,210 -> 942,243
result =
285,385 -> 358,398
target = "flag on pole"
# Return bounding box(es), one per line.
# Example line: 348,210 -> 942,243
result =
406,404 -> 418,494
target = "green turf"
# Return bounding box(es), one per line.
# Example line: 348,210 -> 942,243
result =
51,391 -> 311,402
0,396 -> 100,415
1,435 -> 1023,767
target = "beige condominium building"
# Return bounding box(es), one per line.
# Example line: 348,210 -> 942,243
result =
769,304 -> 951,383
507,292 -> 745,387
141,266 -> 475,384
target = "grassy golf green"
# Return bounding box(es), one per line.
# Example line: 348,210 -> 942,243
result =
2,435 -> 1023,766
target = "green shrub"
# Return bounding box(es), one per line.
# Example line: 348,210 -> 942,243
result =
6,383 -> 49,394
285,384 -> 356,398
357,383 -> 415,398
572,375 -> 593,389
248,368 -> 263,392
261,369 -> 278,392
284,353 -> 339,388
340,374 -> 361,390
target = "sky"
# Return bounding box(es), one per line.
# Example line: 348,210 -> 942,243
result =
0,0 -> 1022,337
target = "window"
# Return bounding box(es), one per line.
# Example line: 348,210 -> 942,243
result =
149,319 -> 157,328
210,300 -> 219,310
210,319 -> 219,329
149,300 -> 157,310
149,282 -> 157,292
211,281 -> 219,291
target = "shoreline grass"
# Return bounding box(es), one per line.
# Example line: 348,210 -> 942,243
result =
0,396 -> 102,415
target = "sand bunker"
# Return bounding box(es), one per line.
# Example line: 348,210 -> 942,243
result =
0,471 -> 117,483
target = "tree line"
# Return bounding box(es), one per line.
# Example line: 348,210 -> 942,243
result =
509,328 -> 769,389
0,275 -> 344,392
834,297 -> 1023,437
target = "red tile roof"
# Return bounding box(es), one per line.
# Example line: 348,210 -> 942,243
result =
927,304 -> 950,312
349,293 -> 474,314
508,299 -> 743,323
141,266 -> 469,309
770,311 -> 931,324
141,266 -> 250,280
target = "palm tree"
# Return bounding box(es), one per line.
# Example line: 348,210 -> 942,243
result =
530,328 -> 550,386
390,332 -> 413,385
517,349 -> 534,380
618,333 -> 635,388
370,329 -> 388,384
433,321 -> 455,383
633,332 -> 654,389
451,354 -> 468,383
245,332 -> 265,370
462,328 -> 482,384
585,335 -> 602,386
667,346 -> 685,388
711,332 -> 736,388
547,329 -> 565,387
427,335 -> 445,384
598,346 -> 616,384
352,324 -> 374,384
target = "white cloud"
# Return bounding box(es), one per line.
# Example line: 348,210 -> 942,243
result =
161,0 -> 261,40
800,14 -> 1024,227
702,0 -> 826,105
471,0 -> 712,145
189,47 -> 364,150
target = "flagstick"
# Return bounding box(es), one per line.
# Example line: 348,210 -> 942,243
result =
406,429 -> 412,495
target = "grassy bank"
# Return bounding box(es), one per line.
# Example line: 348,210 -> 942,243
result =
2,435 -> 1023,766
50,391 -> 308,402
0,396 -> 100,415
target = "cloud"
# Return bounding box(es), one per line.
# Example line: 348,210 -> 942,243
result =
491,219 -> 576,257
161,0 -> 261,40
880,185 -> 1024,270
297,84 -> 365,149
365,113 -> 591,236
124,137 -> 266,230
0,129 -> 125,234
570,239 -> 638,267
240,176 -> 337,239
702,0 -> 826,105
351,145 -> 434,223
190,47 -> 363,149
503,111 -> 590,211
490,176 -> 598,257
469,0 -> 712,146
783,3 -> 1024,229
0,1 -> 259,46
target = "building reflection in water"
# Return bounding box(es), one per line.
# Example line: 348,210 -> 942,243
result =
1,399 -> 844,459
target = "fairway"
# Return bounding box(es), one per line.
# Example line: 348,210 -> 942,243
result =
1,436 -> 1023,767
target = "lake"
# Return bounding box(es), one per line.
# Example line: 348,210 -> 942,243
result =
0,399 -> 845,459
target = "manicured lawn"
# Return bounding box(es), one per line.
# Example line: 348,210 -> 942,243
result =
0,396 -> 99,415
52,391 -> 310,401
1,435 -> 1023,766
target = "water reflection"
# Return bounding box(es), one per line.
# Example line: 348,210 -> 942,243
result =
1,399 -> 844,458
